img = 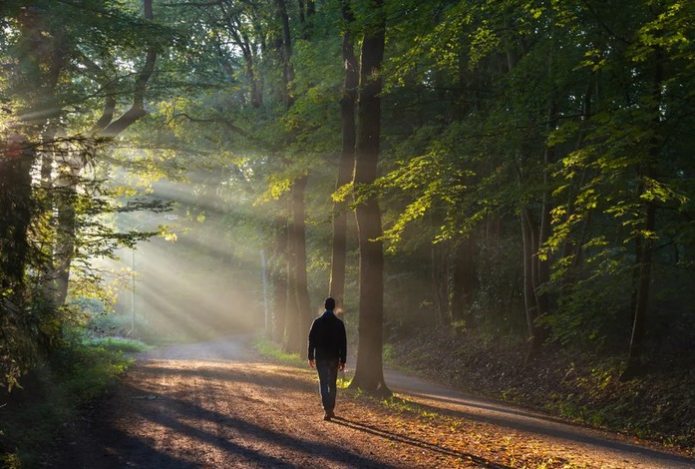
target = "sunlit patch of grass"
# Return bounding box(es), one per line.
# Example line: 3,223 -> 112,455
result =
342,386 -> 441,422
253,336 -> 306,367
337,376 -> 352,389
83,336 -> 154,354
380,394 -> 439,420
0,336 -> 138,467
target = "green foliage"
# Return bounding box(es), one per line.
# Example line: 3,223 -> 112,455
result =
253,336 -> 306,367
81,337 -> 153,354
0,333 -> 137,467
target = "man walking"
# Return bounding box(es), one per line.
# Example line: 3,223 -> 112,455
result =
308,297 -> 347,421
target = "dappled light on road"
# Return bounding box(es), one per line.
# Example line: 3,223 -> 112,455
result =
53,336 -> 695,468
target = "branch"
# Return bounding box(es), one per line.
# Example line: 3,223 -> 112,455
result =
579,0 -> 631,45
100,0 -> 158,138
168,113 -> 276,151
161,1 -> 223,7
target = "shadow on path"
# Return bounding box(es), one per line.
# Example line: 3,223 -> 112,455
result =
331,416 -> 513,469
126,380 -> 397,469
384,372 -> 695,468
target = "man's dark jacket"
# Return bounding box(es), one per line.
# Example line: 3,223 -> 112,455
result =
307,311 -> 347,363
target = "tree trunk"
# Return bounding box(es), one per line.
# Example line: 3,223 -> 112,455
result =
54,170 -> 79,307
621,47 -> 664,381
283,195 -> 300,353
328,0 -> 358,309
431,241 -> 449,327
274,0 -> 312,355
271,213 -> 288,343
521,208 -> 544,363
348,0 -> 389,397
275,0 -> 294,108
450,236 -> 476,330
291,175 -> 312,358
0,139 -> 35,302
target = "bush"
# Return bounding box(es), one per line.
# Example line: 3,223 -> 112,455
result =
0,333 -> 143,467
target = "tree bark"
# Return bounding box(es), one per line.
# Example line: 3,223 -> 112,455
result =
0,140 -> 35,301
348,0 -> 389,397
274,0 -> 312,355
291,175 -> 312,357
621,47 -> 664,381
430,241 -> 449,327
283,193 -> 300,352
271,214 -> 288,343
521,208 -> 543,363
276,0 -> 294,108
328,0 -> 358,309
451,236 -> 476,330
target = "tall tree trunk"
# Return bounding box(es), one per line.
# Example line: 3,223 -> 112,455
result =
53,158 -> 82,307
348,0 -> 389,397
521,207 -> 543,363
272,213 -> 288,343
328,0 -> 358,309
275,0 -> 312,355
292,175 -> 312,357
276,0 -> 294,108
0,139 -> 35,303
283,194 -> 300,352
282,178 -> 312,355
621,47 -> 664,381
450,236 -> 476,330
527,101 -> 559,361
431,241 -> 449,327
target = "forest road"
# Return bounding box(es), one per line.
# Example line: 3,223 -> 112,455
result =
53,334 -> 695,469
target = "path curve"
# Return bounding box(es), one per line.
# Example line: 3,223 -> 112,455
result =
383,369 -> 694,469
51,334 -> 694,469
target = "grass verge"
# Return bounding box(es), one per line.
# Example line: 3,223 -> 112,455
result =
253,336 -> 307,367
0,336 -> 147,468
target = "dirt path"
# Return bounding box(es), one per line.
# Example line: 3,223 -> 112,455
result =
53,335 -> 694,468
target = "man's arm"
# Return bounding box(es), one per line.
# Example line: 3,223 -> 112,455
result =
339,321 -> 347,370
307,319 -> 317,368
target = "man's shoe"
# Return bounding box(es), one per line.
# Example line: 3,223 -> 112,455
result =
323,411 -> 331,421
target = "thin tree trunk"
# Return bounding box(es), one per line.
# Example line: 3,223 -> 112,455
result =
348,0 -> 389,397
521,208 -> 544,363
283,193 -> 300,352
292,175 -> 312,357
271,213 -> 288,343
431,242 -> 449,327
276,0 -> 294,107
622,47 -> 663,381
451,236 -> 476,330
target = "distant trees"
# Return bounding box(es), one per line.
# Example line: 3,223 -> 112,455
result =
378,0 -> 695,377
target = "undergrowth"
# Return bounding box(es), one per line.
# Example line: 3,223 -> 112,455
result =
0,336 -> 145,468
387,327 -> 695,456
253,336 -> 308,367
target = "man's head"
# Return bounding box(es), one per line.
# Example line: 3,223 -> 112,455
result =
325,297 -> 336,311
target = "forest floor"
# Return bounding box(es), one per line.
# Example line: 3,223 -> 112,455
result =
48,334 -> 695,468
